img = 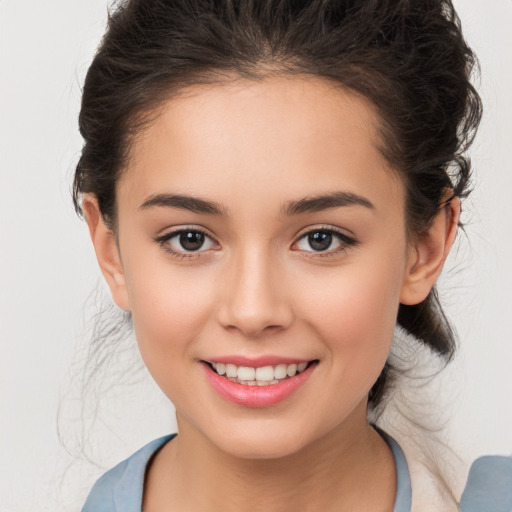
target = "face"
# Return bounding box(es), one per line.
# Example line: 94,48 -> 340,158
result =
103,77 -> 416,459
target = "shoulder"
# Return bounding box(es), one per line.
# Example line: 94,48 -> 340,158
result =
459,455 -> 512,512
81,434 -> 176,512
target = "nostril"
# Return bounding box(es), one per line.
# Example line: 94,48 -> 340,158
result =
221,321 -> 287,338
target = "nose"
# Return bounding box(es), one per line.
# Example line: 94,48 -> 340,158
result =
216,247 -> 294,338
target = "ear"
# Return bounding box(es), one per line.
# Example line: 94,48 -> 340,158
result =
400,196 -> 460,305
82,195 -> 130,311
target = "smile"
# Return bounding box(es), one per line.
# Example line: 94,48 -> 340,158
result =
201,359 -> 318,407
208,361 -> 309,385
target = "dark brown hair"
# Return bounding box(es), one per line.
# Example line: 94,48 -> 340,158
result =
73,0 -> 482,408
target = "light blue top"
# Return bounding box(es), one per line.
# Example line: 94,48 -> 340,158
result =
82,433 -> 512,512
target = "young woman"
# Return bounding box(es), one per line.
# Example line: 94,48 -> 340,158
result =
74,1 -> 512,510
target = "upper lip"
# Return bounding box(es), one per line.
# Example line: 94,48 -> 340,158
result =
202,355 -> 315,367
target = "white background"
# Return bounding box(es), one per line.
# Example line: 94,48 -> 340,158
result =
1,1 -> 511,510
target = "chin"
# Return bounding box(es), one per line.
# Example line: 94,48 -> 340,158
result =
218,436 -> 305,460
202,419 -> 324,460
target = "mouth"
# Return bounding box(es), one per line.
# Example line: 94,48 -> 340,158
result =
200,359 -> 319,407
203,360 -> 317,386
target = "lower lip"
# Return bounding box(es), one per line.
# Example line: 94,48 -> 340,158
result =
202,362 -> 317,408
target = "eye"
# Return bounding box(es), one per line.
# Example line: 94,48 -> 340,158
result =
155,228 -> 218,256
293,228 -> 356,254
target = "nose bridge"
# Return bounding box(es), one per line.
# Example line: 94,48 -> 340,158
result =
217,242 -> 292,336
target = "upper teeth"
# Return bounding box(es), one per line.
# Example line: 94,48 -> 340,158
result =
212,362 -> 308,384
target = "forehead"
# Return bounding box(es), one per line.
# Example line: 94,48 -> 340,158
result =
118,76 -> 403,213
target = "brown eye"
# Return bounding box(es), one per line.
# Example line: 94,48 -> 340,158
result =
307,231 -> 333,251
179,231 -> 205,251
293,228 -> 357,255
156,228 -> 218,256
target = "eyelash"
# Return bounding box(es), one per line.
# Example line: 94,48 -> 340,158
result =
292,226 -> 358,257
155,227 -> 219,260
154,226 -> 358,260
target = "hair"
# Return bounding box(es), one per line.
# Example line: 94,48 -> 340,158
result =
73,0 -> 481,410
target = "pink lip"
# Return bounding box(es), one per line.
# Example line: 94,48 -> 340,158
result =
204,355 -> 311,367
201,361 -> 317,408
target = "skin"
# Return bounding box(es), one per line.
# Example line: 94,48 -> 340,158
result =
84,76 -> 459,511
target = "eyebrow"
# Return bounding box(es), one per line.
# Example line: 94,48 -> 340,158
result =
139,191 -> 375,216
139,193 -> 226,215
284,192 -> 375,215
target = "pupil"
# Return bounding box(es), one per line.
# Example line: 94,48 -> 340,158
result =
180,231 -> 204,251
308,231 -> 332,251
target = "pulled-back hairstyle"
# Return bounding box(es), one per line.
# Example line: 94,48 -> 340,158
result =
73,0 -> 481,409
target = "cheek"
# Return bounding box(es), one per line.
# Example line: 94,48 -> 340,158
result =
124,258 -> 216,374
296,254 -> 405,384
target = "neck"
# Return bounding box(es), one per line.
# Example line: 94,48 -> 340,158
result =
144,405 -> 396,512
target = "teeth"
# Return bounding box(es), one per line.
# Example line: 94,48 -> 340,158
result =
287,364 -> 297,377
274,364 -> 287,379
237,366 -> 256,380
255,366 -> 274,381
210,361 -> 311,385
225,364 -> 238,378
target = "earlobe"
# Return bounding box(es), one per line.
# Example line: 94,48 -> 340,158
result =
400,196 -> 460,305
82,195 -> 131,311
